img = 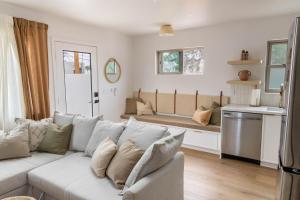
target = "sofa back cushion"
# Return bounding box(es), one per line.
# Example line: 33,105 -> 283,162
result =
69,115 -> 102,151
38,124 -> 73,155
85,120 -> 124,157
0,124 -> 30,160
53,111 -> 75,127
106,140 -> 144,189
125,129 -> 185,189
117,117 -> 168,150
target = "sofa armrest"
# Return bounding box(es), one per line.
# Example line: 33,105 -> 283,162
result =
123,152 -> 184,200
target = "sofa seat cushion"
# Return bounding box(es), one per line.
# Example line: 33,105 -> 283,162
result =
28,153 -> 122,200
0,152 -> 70,196
120,114 -> 220,132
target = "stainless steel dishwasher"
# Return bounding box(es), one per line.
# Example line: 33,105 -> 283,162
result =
221,111 -> 263,164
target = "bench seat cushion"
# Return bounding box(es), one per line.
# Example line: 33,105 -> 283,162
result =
0,152 -> 70,196
120,114 -> 220,132
28,153 -> 121,200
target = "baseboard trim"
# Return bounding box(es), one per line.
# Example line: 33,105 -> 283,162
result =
181,144 -> 220,155
260,161 -> 279,169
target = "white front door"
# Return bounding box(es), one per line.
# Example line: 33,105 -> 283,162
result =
53,41 -> 99,117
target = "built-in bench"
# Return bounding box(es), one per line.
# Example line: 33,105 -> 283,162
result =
121,90 -> 230,154
120,114 -> 221,132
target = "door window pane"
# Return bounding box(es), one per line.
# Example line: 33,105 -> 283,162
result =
63,51 -> 91,74
270,43 -> 288,65
183,48 -> 204,75
63,50 -> 92,116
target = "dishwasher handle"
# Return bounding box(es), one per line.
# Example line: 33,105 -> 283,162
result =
223,112 -> 262,120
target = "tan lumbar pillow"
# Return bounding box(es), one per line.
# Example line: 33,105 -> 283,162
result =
136,101 -> 153,116
91,137 -> 117,177
106,140 -> 144,189
192,109 -> 212,126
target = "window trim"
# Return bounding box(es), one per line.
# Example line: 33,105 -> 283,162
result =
156,47 -> 204,75
265,39 -> 288,93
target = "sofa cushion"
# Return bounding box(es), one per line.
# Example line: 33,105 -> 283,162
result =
0,152 -> 70,196
117,117 -> 168,150
85,120 -> 124,157
28,153 -> 121,200
125,130 -> 185,189
70,115 -> 102,151
53,112 -> 75,127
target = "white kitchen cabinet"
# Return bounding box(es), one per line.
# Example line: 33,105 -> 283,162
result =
261,115 -> 282,169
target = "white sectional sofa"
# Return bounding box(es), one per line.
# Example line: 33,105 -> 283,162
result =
0,151 -> 183,200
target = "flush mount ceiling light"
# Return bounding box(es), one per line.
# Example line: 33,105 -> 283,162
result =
159,24 -> 174,36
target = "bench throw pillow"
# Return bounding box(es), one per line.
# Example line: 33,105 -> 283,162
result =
85,120 -> 125,157
210,102 -> 221,126
125,97 -> 144,114
192,109 -> 212,126
91,137 -> 117,177
136,101 -> 153,116
69,115 -> 102,151
106,140 -> 144,189
38,123 -> 73,155
15,118 -> 53,151
124,130 -> 185,190
0,124 -> 30,160
53,111 -> 75,127
117,117 -> 168,150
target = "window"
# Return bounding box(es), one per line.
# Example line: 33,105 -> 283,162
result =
265,40 -> 288,93
157,47 -> 204,75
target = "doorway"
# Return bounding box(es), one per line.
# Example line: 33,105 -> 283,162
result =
53,41 -> 99,117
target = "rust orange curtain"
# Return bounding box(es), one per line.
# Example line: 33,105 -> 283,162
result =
13,17 -> 50,120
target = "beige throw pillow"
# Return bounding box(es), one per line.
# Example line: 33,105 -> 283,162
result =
15,118 -> 53,151
0,124 -> 30,160
106,140 -> 144,189
192,109 -> 212,126
91,137 -> 117,177
136,101 -> 153,116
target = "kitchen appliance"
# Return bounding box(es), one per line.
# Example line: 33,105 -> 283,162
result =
238,70 -> 251,81
278,17 -> 300,200
221,111 -> 263,164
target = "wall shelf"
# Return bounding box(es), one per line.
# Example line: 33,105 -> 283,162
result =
227,59 -> 263,66
227,80 -> 262,86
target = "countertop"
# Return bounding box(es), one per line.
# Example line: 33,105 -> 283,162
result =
222,104 -> 286,115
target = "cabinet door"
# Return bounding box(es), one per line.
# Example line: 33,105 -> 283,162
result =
261,115 -> 282,165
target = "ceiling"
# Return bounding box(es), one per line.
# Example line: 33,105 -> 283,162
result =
2,0 -> 300,35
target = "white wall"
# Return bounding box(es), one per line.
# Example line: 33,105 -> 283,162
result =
0,2 -> 133,121
132,14 -> 297,106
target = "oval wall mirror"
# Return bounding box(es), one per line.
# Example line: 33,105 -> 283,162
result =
104,58 -> 121,83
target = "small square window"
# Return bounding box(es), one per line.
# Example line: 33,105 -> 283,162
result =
157,47 -> 204,75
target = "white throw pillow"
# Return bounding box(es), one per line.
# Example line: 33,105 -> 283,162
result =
0,124 -> 30,160
69,115 -> 102,151
15,118 -> 53,151
117,117 -> 168,150
85,120 -> 125,157
91,137 -> 117,177
124,129 -> 185,190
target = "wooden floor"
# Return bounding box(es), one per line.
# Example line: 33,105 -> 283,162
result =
183,148 -> 279,200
